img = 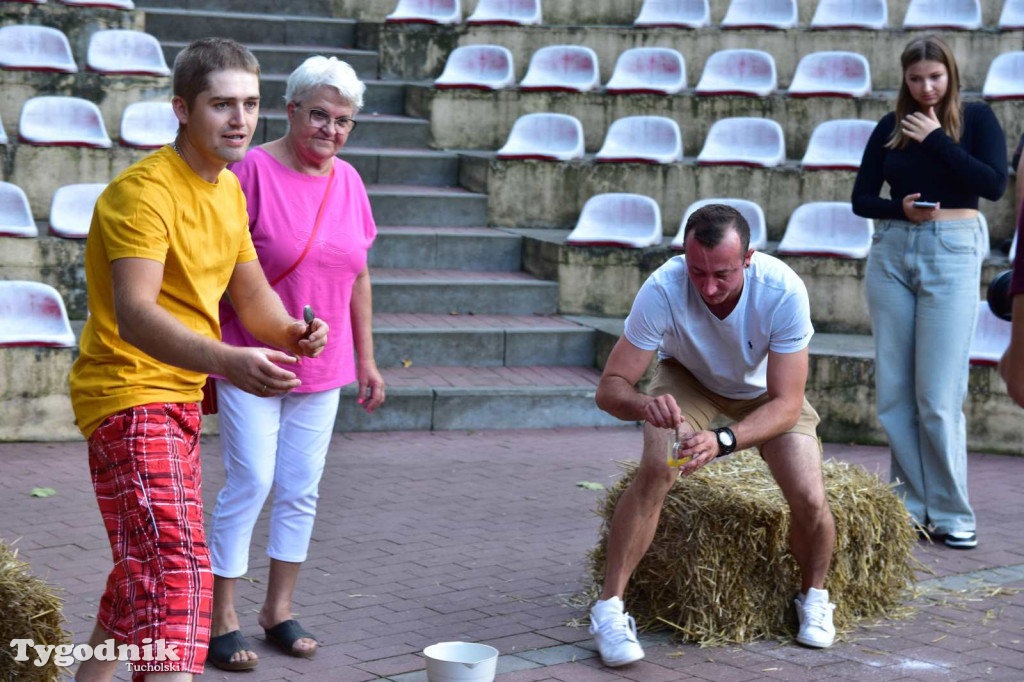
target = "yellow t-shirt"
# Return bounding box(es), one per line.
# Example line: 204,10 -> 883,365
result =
69,146 -> 258,438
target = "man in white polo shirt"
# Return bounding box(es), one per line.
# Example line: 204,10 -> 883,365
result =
590,204 -> 837,666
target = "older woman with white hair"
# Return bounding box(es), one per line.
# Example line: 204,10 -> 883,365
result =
206,55 -> 385,670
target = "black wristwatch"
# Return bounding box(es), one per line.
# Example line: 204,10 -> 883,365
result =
714,426 -> 737,458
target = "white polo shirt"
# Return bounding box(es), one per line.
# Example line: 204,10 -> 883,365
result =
623,252 -> 813,399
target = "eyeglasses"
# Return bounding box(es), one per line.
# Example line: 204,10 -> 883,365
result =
294,103 -> 357,133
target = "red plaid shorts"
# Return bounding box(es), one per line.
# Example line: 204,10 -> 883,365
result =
88,403 -> 212,680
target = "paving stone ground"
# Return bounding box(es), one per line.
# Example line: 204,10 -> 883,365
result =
1,427 -> 1022,682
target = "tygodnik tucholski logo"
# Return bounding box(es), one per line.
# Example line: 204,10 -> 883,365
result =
9,637 -> 181,670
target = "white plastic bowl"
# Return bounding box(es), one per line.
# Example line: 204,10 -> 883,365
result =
424,642 -> 499,682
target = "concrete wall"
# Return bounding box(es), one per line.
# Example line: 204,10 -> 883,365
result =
0,346 -> 79,442
335,0 -> 1004,27
7,145 -> 148,221
381,23 -> 1023,89
409,87 -> 1024,164
519,233 -> 1011,330
484,159 -> 1017,244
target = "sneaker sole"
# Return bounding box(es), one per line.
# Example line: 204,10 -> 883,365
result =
601,652 -> 645,667
944,540 -> 978,549
795,635 -> 834,649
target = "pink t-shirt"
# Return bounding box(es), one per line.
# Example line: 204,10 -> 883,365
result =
221,147 -> 377,392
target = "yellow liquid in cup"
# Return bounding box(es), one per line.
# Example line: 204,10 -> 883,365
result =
667,442 -> 692,468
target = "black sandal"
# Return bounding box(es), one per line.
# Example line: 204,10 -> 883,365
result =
264,619 -> 318,658
208,630 -> 259,671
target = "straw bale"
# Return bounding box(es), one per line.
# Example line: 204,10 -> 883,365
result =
0,540 -> 69,681
588,450 -> 920,646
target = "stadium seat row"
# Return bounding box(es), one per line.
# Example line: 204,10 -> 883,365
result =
6,0 -> 133,7
436,45 -> 1024,100
387,0 -> 1024,31
0,180 -> 104,238
0,26 -> 169,76
1,97 -> 177,149
496,113 -> 874,170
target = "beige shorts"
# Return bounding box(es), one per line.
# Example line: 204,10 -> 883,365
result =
648,358 -> 821,457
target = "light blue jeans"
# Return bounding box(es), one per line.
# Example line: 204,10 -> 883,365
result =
865,218 -> 983,534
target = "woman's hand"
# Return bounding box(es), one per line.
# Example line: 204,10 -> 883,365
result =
901,107 -> 941,143
357,361 -> 385,413
902,193 -> 941,223
287,318 -> 329,358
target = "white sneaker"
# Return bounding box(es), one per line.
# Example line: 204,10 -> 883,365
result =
794,587 -> 836,648
589,597 -> 645,667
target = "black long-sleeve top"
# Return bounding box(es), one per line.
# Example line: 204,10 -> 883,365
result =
851,102 -> 1007,220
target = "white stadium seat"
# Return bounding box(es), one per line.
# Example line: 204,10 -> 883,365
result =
9,0 -> 47,4
970,301 -> 1011,365
87,30 -> 170,76
606,47 -> 686,95
434,45 -> 514,90
0,182 -> 37,238
0,113 -> 7,145
1000,0 -> 1024,29
119,102 -> 177,149
595,116 -> 683,164
520,46 -> 600,92
672,198 -> 768,251
0,25 -> 77,73
903,0 -> 982,29
634,0 -> 711,28
801,119 -> 876,170
789,52 -> 872,98
778,202 -> 874,258
722,0 -> 798,29
567,193 -> 662,248
386,0 -> 461,24
19,96 -> 112,148
695,49 -> 777,97
810,0 -> 888,29
0,282 -> 76,348
49,183 -> 105,239
983,52 -> 1024,100
58,0 -> 134,7
697,117 -> 785,167
496,113 -> 584,161
467,0 -> 541,25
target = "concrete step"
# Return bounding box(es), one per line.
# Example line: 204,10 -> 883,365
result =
141,8 -> 356,47
372,313 -> 595,367
408,86 -> 1024,163
367,185 -> 489,227
340,147 -> 459,187
369,226 -> 522,271
371,268 -> 558,315
261,77 -> 408,115
257,112 -> 430,148
334,364 -> 620,432
379,20 -> 1015,88
479,155 -> 1018,244
515,228 -> 1013,330
139,0 -> 336,16
161,41 -> 379,80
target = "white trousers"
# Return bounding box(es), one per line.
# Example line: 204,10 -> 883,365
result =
208,380 -> 341,578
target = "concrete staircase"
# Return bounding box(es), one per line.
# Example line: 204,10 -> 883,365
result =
138,2 -> 620,433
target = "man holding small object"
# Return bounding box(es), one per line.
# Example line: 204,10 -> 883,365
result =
590,204 -> 837,667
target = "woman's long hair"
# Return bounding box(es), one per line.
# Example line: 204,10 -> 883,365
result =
886,35 -> 962,150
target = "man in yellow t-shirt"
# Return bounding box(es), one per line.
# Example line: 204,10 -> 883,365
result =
69,38 -> 328,682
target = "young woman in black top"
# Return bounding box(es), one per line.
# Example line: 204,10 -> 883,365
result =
852,35 -> 1007,550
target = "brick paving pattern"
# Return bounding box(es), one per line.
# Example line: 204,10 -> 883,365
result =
1,428 -> 1022,681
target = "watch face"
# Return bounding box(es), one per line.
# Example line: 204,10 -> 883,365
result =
719,430 -> 735,447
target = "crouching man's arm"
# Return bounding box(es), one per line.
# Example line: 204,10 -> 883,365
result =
675,347 -> 809,472
596,336 -> 678,429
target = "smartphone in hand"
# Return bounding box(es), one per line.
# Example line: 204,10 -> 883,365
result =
912,201 -> 938,209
